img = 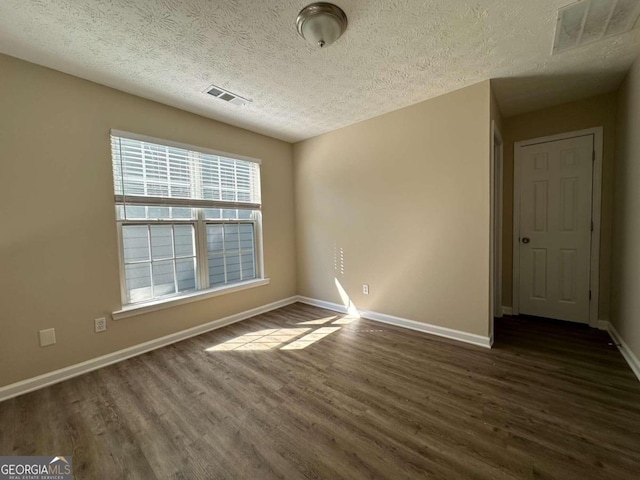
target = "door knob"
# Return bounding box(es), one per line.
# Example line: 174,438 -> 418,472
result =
522,237 -> 530,244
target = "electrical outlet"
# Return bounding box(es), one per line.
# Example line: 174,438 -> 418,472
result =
94,317 -> 107,333
39,328 -> 56,347
363,284 -> 369,295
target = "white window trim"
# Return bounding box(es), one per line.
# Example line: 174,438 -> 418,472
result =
111,278 -> 270,320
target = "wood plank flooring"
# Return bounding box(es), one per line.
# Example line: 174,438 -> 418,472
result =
1,303 -> 639,479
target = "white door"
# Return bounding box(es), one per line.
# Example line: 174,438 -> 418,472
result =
518,135 -> 593,323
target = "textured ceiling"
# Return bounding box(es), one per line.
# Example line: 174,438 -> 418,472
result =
0,0 -> 639,142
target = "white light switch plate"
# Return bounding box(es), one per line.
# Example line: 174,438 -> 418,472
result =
39,328 -> 56,347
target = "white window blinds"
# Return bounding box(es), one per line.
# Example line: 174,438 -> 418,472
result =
111,131 -> 261,211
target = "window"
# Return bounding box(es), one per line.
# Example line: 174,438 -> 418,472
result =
111,130 -> 263,307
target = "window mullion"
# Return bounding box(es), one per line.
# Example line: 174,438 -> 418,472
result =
171,225 -> 179,293
221,224 -> 228,284
147,225 -> 154,299
237,220 -> 243,281
196,210 -> 209,290
190,151 -> 205,291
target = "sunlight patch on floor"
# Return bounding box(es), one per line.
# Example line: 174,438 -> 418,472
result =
331,315 -> 358,325
297,316 -> 338,325
205,312 -> 360,352
281,327 -> 342,350
206,328 -> 311,351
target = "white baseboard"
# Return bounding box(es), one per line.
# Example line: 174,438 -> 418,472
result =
605,321 -> 640,382
597,319 -> 609,331
297,296 -> 349,314
0,296 -> 298,402
501,306 -> 513,316
359,309 -> 492,348
297,296 -> 492,349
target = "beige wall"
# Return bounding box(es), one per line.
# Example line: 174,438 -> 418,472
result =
611,54 -> 640,360
501,93 -> 617,320
294,81 -> 493,337
0,54 -> 296,387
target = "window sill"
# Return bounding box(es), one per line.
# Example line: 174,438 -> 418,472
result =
112,278 -> 270,320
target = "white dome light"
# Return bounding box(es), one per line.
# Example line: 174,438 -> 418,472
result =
296,3 -> 348,48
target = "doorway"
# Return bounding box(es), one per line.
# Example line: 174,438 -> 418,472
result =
512,128 -> 602,327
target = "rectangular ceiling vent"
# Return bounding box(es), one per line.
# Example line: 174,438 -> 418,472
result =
553,0 -> 640,54
205,84 -> 252,106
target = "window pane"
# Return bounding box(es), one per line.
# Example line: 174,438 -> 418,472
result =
122,226 -> 150,262
122,206 -> 195,220
204,208 -> 255,220
125,180 -> 145,196
147,182 -> 169,197
238,209 -> 253,220
176,258 -> 196,292
241,253 -> 255,279
148,206 -> 170,219
208,256 -> 225,286
112,135 -> 261,205
125,263 -> 152,303
204,208 -> 221,219
150,226 -> 174,260
152,260 -> 176,297
226,253 -> 241,282
124,206 -> 148,219
122,224 -> 197,304
224,224 -> 239,252
206,222 -> 257,287
174,225 -> 194,257
202,187 -> 220,202
207,225 -> 224,253
239,224 -> 254,250
171,207 -> 193,219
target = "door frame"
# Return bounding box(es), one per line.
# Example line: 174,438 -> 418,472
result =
490,121 -> 504,335
512,127 -> 603,328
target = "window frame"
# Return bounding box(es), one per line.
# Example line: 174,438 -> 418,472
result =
202,215 -> 260,288
111,130 -> 265,312
119,221 -> 199,303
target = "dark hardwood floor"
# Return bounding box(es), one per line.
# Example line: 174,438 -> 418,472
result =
1,303 -> 639,479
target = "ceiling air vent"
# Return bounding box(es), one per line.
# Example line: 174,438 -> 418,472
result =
553,0 -> 640,54
205,85 -> 252,106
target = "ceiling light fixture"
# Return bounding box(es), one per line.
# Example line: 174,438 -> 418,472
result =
296,2 -> 348,48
